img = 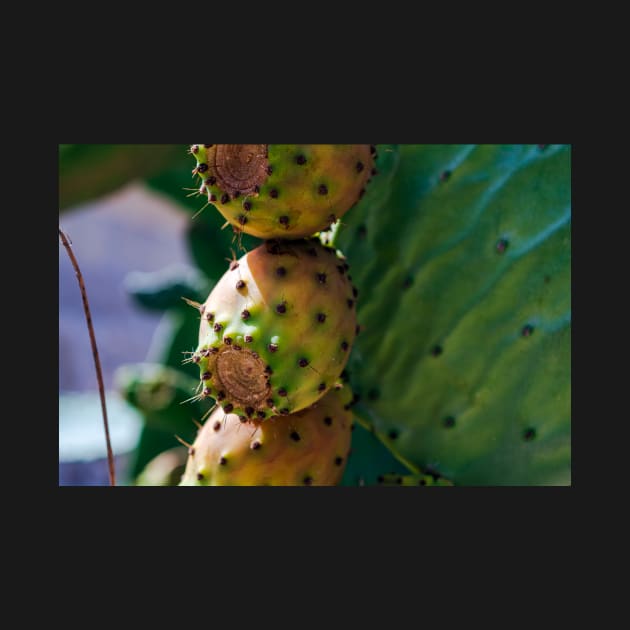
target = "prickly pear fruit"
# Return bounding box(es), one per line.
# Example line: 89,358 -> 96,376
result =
189,238 -> 358,421
180,385 -> 353,486
190,144 -> 376,239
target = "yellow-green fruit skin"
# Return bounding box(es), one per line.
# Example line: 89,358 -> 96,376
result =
179,386 -> 353,486
192,144 -> 375,239
193,238 -> 357,421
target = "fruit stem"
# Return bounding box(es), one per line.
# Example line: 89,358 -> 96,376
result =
352,409 -> 421,476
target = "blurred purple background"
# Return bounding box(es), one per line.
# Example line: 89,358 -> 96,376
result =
59,183 -> 192,484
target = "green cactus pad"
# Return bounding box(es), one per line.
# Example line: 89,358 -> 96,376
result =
335,144 -> 571,486
189,144 -> 376,239
192,238 -> 358,421
180,385 -> 353,486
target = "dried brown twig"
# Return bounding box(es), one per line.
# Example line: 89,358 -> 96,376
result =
59,227 -> 116,486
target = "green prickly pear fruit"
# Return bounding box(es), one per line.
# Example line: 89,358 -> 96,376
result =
179,385 -> 353,486
190,238 -> 358,421
190,144 -> 376,239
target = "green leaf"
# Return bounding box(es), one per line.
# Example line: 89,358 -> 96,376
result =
59,144 -> 185,211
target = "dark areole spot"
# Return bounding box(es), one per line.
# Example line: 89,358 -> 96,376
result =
213,421 -> 221,431
377,475 -> 384,484
280,408 -> 290,415
245,406 -> 254,416
431,345 -> 443,357
237,214 -> 247,225
418,478 -> 427,486
316,272 -> 327,284
214,322 -> 223,332
318,184 -> 328,195
298,358 -> 309,367
221,193 -> 230,204
202,372 -> 211,381
270,188 -> 279,198
295,155 -> 306,165
357,225 -> 367,238
334,457 -> 343,466
275,303 -> 287,314
356,161 -> 364,173
197,163 -> 208,173
243,201 -> 252,211
278,387 -> 287,397
257,411 -> 266,419
496,238 -> 509,254
276,266 -> 286,277
245,335 -> 253,343
443,416 -> 456,428
268,343 -> 278,353
236,280 -> 246,290
303,475 -> 313,485
241,309 -> 250,320
440,170 -> 451,182
223,403 -> 233,413
318,382 -> 326,391
290,431 -> 301,441
279,215 -> 289,227
403,276 -> 413,289
523,427 -> 537,441
324,416 -> 332,426
522,324 -> 534,337
388,429 -> 399,440
197,472 -> 204,480
219,457 -> 227,466
251,441 -> 261,450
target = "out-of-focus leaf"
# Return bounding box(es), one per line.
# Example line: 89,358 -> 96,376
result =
59,144 -> 185,211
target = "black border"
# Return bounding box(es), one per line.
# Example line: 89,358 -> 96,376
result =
50,102 -> 574,563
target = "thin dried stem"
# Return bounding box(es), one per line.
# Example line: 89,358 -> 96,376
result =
59,227 -> 116,486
